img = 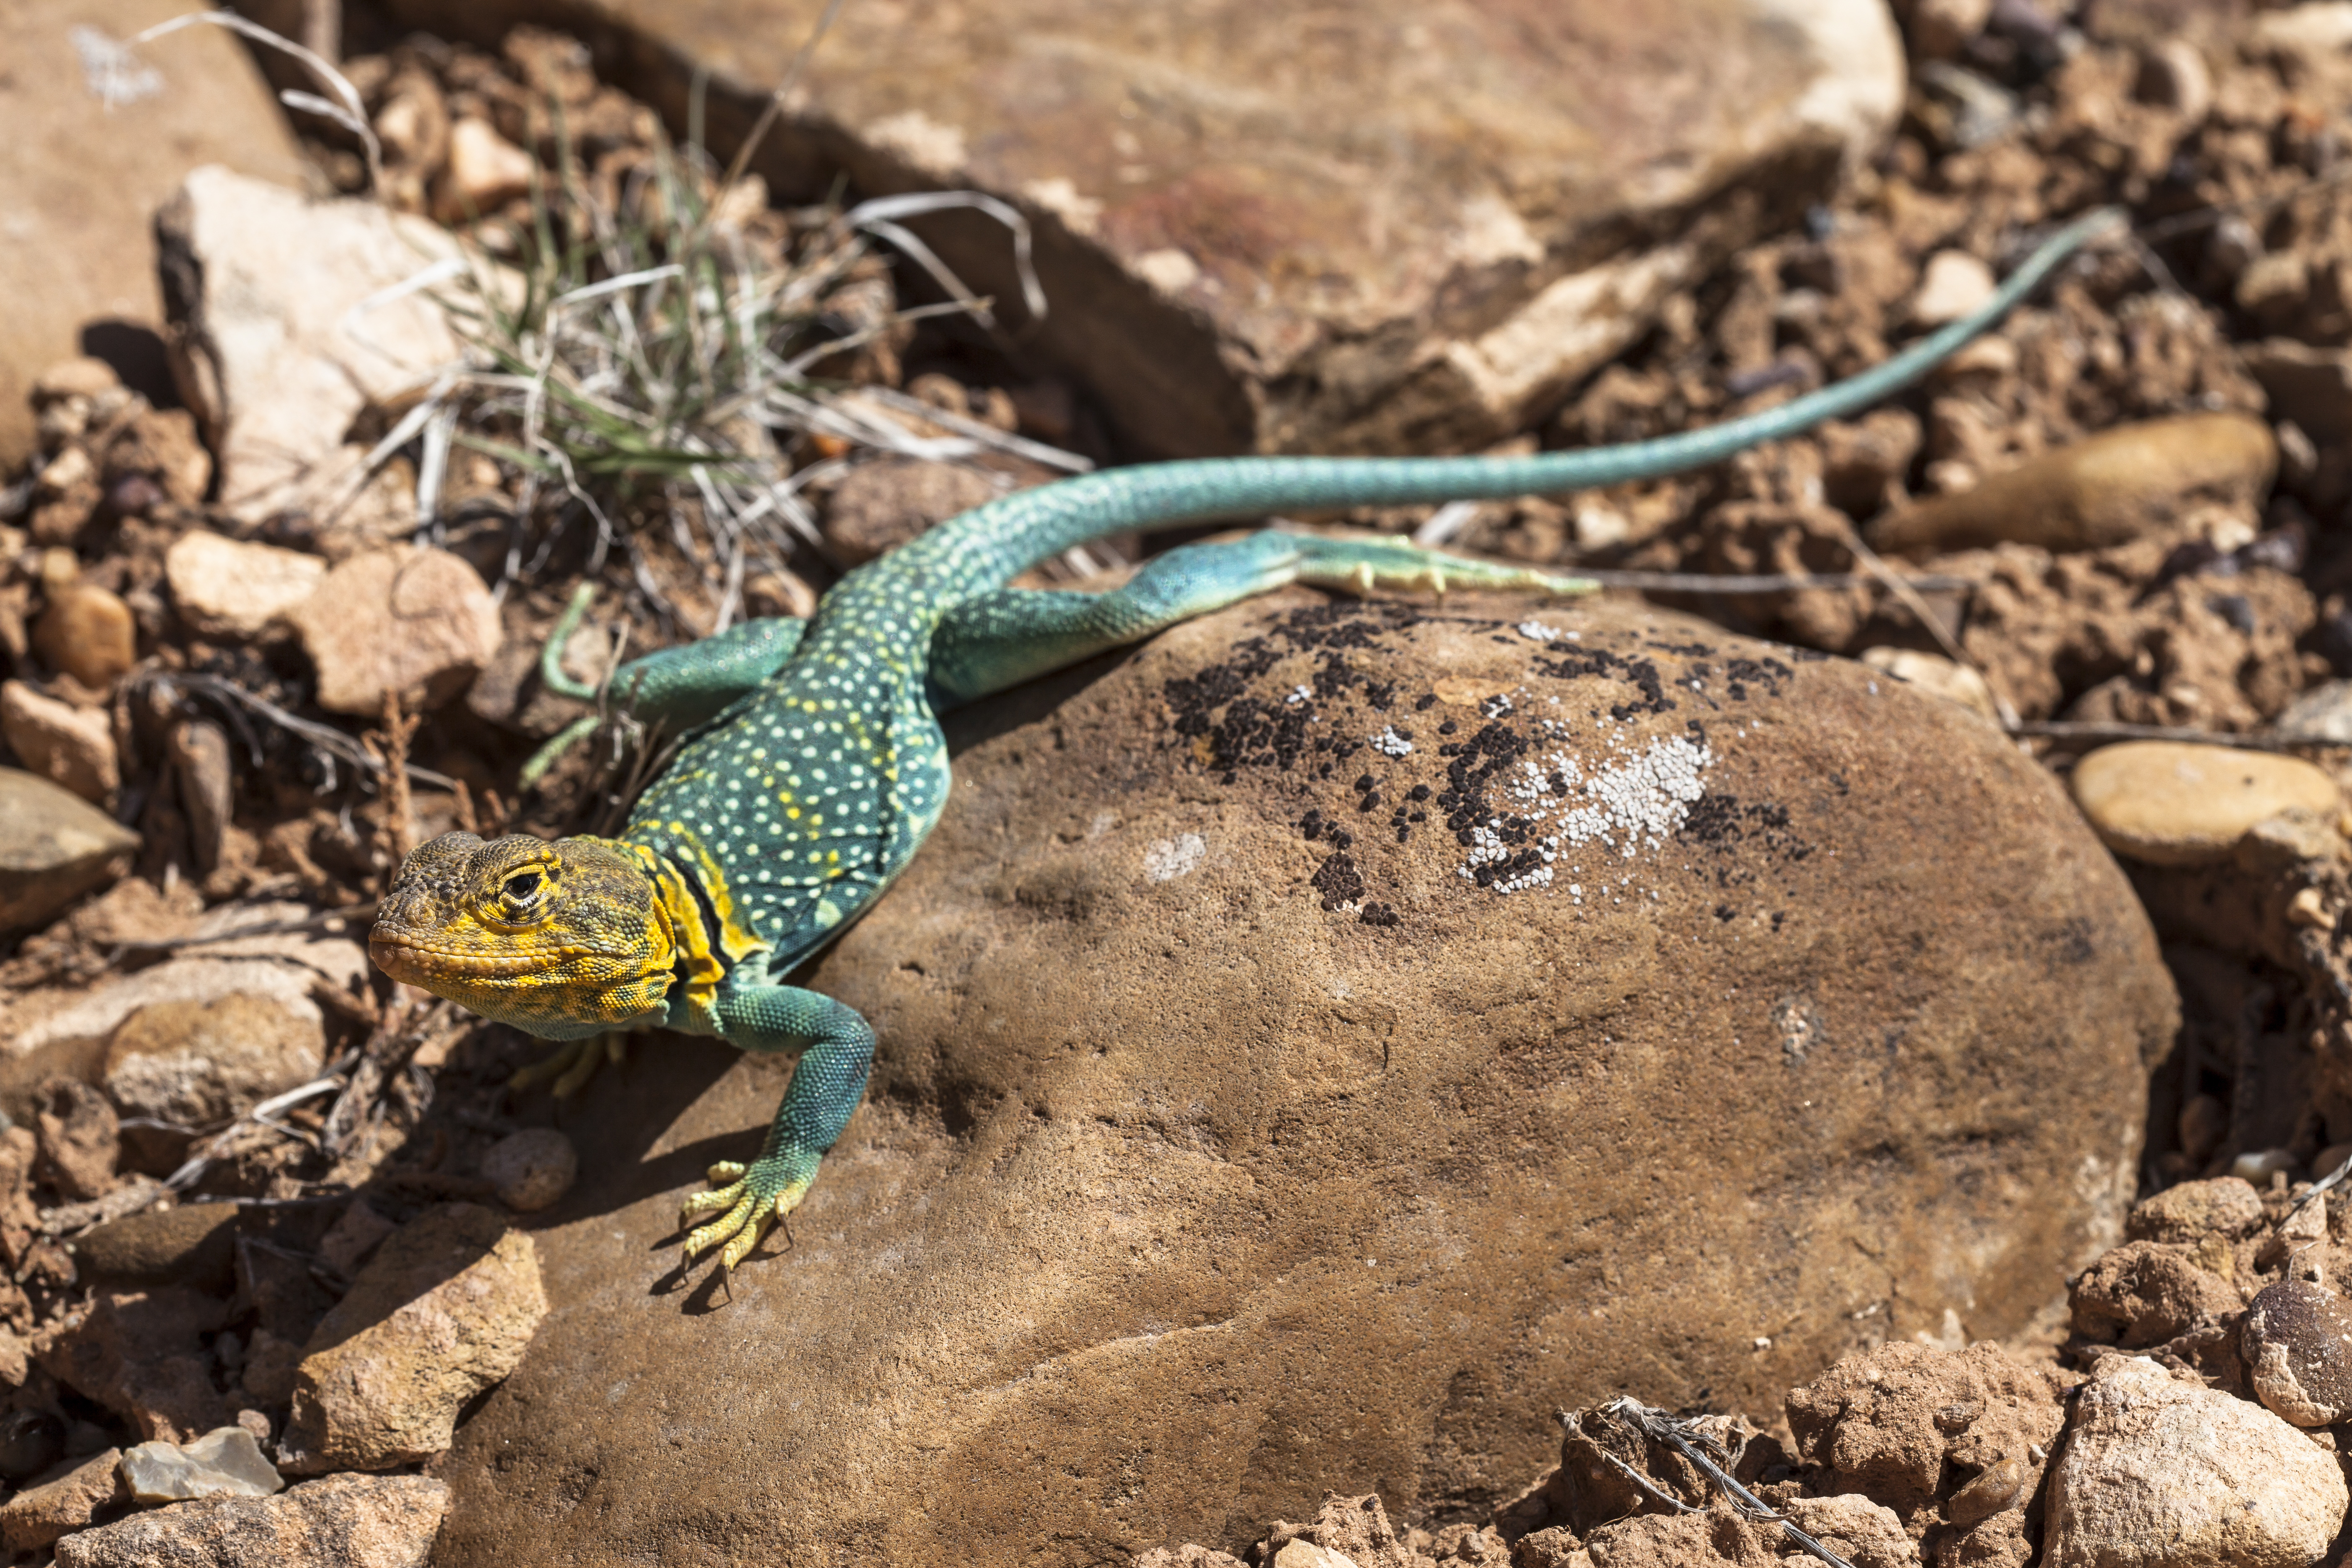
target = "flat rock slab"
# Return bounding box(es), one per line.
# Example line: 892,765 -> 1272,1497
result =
0,0 -> 307,468
381,0 -> 1902,456
434,593 -> 2172,1565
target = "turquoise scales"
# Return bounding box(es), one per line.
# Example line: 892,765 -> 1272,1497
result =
409,208 -> 2124,1270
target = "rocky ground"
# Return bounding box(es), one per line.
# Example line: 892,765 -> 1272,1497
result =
6,0 -> 2352,1563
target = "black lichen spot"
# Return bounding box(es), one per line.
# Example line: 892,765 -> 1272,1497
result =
1299,809 -> 1326,842
2050,916 -> 2097,965
1354,774 -> 1376,792
1359,902 -> 1401,927
1407,784 -> 1431,802
1534,647 -> 1675,718
1313,853 -> 1366,910
1720,656 -> 1796,702
1715,904 -> 1736,922
1680,794 -> 1812,866
1414,693 -> 1438,710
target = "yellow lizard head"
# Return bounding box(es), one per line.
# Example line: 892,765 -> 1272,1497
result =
369,831 -> 677,1039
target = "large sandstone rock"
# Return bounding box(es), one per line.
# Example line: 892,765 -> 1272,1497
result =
378,0 -> 1902,457
0,0 -> 307,469
433,592 -> 2173,1565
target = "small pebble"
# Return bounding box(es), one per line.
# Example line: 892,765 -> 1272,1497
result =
1947,1454 -> 2026,1525
2070,741 -> 2342,867
121,1426 -> 284,1502
1870,414 -> 2276,557
2241,1277 -> 2352,1427
2233,1148 -> 2300,1184
482,1127 -> 578,1212
1909,250 -> 1996,326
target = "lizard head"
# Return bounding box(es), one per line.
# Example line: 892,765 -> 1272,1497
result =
369,831 -> 677,1039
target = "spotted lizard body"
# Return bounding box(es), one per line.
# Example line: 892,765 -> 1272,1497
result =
368,209 -> 2119,1271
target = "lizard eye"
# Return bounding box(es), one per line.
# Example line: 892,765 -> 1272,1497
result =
500,869 -> 548,910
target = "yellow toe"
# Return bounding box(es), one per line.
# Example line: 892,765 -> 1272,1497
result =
681,1179 -> 747,1223
684,1194 -> 756,1258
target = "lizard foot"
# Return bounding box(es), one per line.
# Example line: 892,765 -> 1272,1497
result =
1288,538 -> 1594,601
679,1148 -> 819,1270
510,1032 -> 629,1097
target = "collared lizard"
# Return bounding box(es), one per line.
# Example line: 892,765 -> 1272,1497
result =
369,208 -> 2119,1271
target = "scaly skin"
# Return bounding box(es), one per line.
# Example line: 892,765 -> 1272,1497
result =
369,209 -> 2121,1274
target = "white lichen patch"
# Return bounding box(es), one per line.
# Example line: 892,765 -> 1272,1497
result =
1517,620 -> 1563,642
1284,684 -> 1313,706
1143,833 -> 1207,882
1370,725 -> 1414,757
1459,734 -> 1715,895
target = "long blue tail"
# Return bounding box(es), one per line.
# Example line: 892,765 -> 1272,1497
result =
886,206 -> 2125,598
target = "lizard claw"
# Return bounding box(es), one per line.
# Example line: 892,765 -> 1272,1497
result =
678,1150 -> 817,1270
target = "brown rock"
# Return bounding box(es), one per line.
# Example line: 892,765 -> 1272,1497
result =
1784,1342 -> 2065,1525
77,1203 -> 241,1294
0,1447 -> 129,1553
167,719 -> 233,873
163,532 -> 326,642
104,992 -> 327,1142
428,594 -> 2171,1564
2244,338 -> 2352,444
0,681 -> 120,804
823,458 -> 1003,565
2070,741 -> 2341,867
52,1473 -> 450,1568
0,903 -> 363,1119
285,547 -> 502,715
480,1129 -> 577,1213
2125,1176 -> 2267,1243
375,0 -> 1899,458
1867,414 -> 2277,557
464,619 -> 607,737
33,580 -> 138,691
155,168 -> 469,524
2044,1355 -> 2345,1568
433,117 -> 536,222
2239,1275 -> 2352,1427
35,358 -> 123,405
0,0 -> 305,470
35,1078 -> 119,1202
1259,1495 -> 1426,1568
2068,1240 -> 2244,1348
1578,1497 -> 1912,1568
0,769 -> 139,931
279,1204 -> 547,1473
103,407 -> 211,509
1856,648 -> 1999,723
40,1288 -> 232,1441
317,1199 -> 397,1277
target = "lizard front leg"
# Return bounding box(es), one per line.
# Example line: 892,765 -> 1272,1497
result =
680,983 -> 876,1271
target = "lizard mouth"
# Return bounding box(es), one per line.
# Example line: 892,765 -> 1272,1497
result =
368,932 -> 585,984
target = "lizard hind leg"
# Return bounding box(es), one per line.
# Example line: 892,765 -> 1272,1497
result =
931,531 -> 1596,704
509,1031 -> 631,1097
